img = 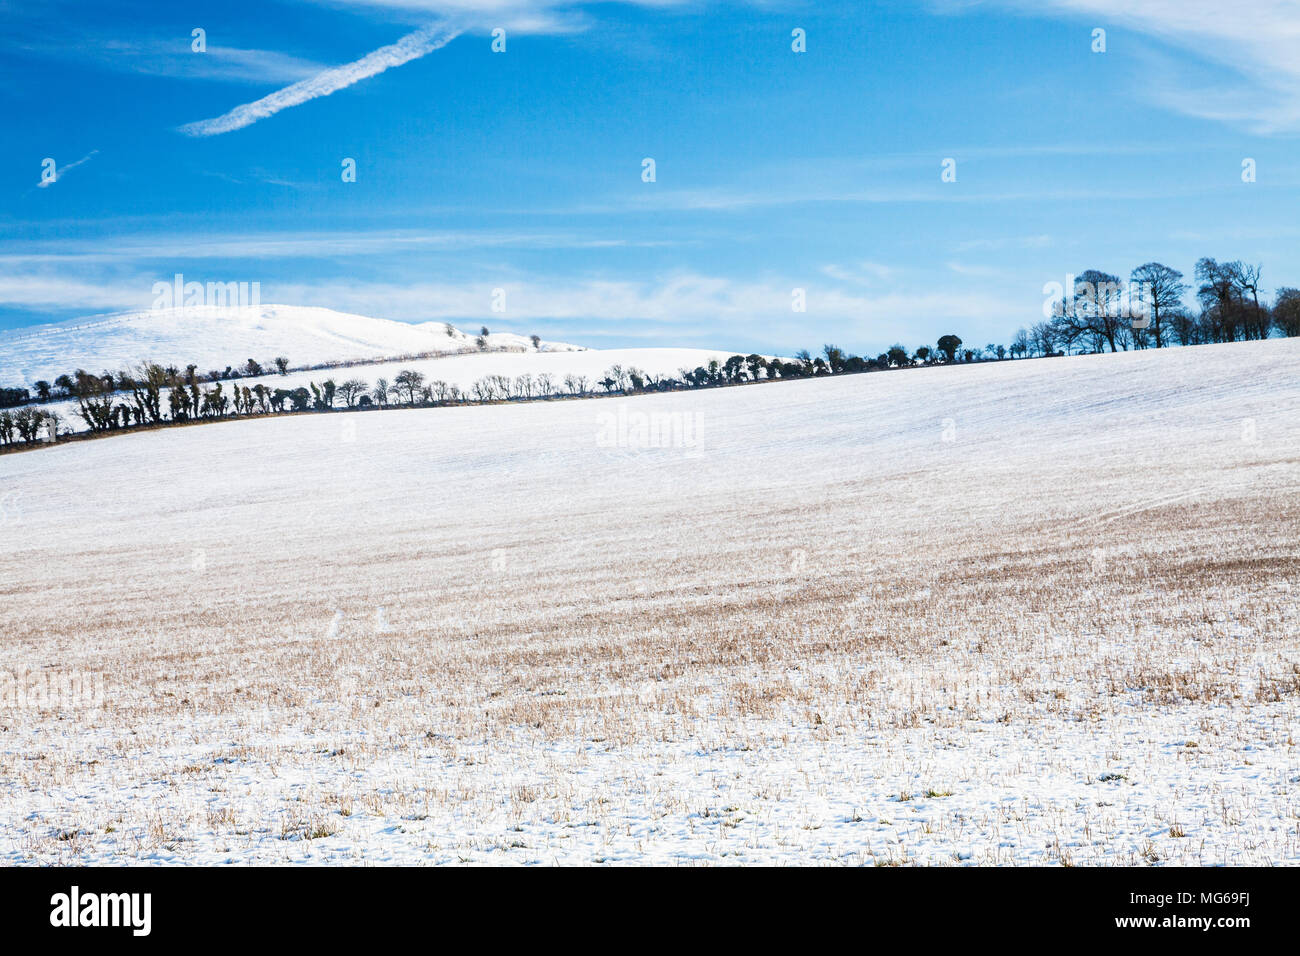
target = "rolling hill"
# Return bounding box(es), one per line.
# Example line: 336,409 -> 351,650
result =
0,304 -> 585,388
1,305 -> 756,435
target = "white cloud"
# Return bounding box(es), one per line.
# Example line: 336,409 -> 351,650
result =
24,38 -> 331,85
174,2 -> 755,137
0,268 -> 1019,339
302,0 -> 686,29
179,22 -> 461,136
0,274 -> 153,311
954,234 -> 1053,253
266,274 -> 1019,337
945,261 -> 1013,279
132,45 -> 329,85
820,262 -> 900,285
591,179 -> 1206,214
983,0 -> 1300,133
0,229 -> 681,266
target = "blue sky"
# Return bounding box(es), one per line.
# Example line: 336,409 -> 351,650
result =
3,0 -> 1299,354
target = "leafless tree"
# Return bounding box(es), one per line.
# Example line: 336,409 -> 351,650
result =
1274,288 -> 1300,337
394,369 -> 425,404
337,379 -> 368,407
1063,269 -> 1128,352
1130,262 -> 1187,348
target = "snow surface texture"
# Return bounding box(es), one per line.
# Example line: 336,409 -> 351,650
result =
1,338 -> 1298,865
0,304 -> 584,387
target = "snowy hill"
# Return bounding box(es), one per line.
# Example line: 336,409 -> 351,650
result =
0,305 -> 584,387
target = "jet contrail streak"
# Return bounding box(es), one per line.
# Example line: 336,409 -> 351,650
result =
179,22 -> 461,137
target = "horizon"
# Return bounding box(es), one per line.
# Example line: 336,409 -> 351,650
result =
3,1 -> 1299,356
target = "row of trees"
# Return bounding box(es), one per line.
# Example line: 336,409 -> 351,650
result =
0,332 -> 1106,449
1019,259 -> 1299,357
0,349 -> 877,447
0,342 -> 1042,449
0,406 -> 60,447
0,356 -> 295,412
1,324 -> 551,412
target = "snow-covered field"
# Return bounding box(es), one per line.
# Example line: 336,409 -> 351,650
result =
0,304 -> 584,388
1,338 -> 1298,865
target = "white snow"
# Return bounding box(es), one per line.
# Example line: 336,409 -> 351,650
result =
2,305 -> 746,436
0,304 -> 584,388
1,337 -> 1298,865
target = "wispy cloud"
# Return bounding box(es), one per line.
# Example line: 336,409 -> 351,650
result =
820,262 -> 899,285
599,181 -> 1213,214
120,43 -> 328,85
954,234 -> 1054,253
945,260 -> 1006,278
0,273 -> 151,311
980,0 -> 1300,133
314,0 -> 677,32
258,274 -> 1024,350
36,150 -> 98,188
0,267 -> 1019,340
1,19 -> 330,86
0,228 -> 683,266
179,22 -> 461,136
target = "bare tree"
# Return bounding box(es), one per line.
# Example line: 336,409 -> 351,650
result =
1066,270 -> 1127,352
1130,262 -> 1187,348
337,379 -> 368,407
1195,258 -> 1245,342
394,369 -> 425,405
1010,327 -> 1030,358
1227,262 -> 1270,339
1028,322 -> 1055,357
1274,287 -> 1300,337
605,365 -> 628,391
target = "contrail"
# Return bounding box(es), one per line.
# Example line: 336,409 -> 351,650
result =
37,150 -> 99,187
179,22 -> 461,137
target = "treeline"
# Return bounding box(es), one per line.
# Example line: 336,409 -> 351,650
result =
0,406 -> 60,446
0,323 -> 541,412
0,349 -> 931,448
0,341 -> 1044,450
1020,259 -> 1300,356
4,256 -> 1299,452
0,356 -> 294,412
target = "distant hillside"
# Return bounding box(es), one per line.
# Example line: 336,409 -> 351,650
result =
0,305 -> 584,387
